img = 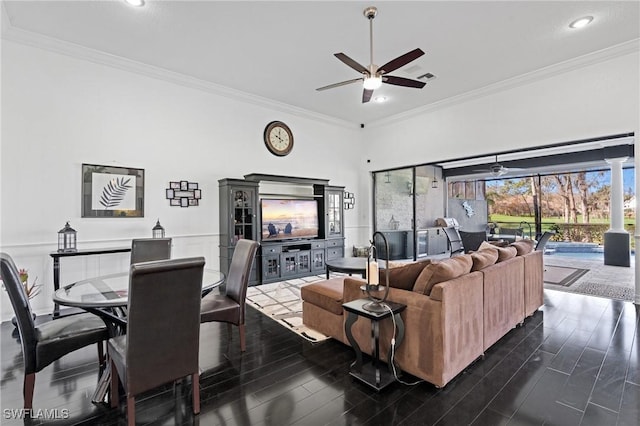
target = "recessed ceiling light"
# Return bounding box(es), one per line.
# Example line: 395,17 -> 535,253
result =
374,96 -> 387,103
125,0 -> 145,7
569,16 -> 593,29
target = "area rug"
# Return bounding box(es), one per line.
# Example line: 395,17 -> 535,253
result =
246,275 -> 331,343
573,281 -> 635,301
544,265 -> 590,287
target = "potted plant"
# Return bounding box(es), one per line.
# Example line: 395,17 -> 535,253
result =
2,268 -> 41,327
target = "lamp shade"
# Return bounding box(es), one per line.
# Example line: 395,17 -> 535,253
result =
152,220 -> 165,238
57,222 -> 77,253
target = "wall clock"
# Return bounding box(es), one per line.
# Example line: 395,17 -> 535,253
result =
264,121 -> 294,156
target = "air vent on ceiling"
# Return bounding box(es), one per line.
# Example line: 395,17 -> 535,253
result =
418,72 -> 436,80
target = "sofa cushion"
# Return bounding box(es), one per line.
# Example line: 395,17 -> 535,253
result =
496,245 -> 517,262
380,259 -> 432,291
470,249 -> 498,271
413,255 -> 473,295
511,239 -> 535,256
300,278 -> 345,316
478,241 -> 499,251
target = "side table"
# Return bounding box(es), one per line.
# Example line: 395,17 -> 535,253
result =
342,298 -> 406,391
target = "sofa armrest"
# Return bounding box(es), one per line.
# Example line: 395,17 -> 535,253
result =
343,277 -> 367,303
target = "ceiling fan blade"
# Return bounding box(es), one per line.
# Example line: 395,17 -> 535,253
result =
378,48 -> 425,74
383,75 -> 426,89
362,89 -> 373,103
334,53 -> 369,74
316,77 -> 364,91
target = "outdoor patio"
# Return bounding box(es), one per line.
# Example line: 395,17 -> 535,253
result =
543,253 -> 635,301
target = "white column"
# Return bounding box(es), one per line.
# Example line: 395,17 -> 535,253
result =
635,139 -> 640,304
606,157 -> 627,232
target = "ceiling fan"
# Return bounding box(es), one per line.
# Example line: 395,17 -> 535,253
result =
474,156 -> 524,177
316,6 -> 426,103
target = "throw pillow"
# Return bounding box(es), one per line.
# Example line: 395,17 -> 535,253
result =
413,255 -> 473,295
496,245 -> 517,262
470,249 -> 499,271
478,241 -> 499,252
380,259 -> 432,291
510,239 -> 535,256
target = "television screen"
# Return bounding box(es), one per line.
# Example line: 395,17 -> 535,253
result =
261,199 -> 319,241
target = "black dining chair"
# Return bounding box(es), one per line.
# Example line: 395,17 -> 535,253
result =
108,257 -> 205,426
0,252 -> 109,409
443,226 -> 465,256
130,238 -> 172,264
201,239 -> 259,352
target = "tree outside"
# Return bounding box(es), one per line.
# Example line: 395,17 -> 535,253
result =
485,168 -> 635,245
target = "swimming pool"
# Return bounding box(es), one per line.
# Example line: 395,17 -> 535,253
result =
545,242 -> 635,261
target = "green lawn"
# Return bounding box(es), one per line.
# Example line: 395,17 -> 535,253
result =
489,214 -> 635,226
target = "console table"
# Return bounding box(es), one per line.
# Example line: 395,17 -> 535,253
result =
343,298 -> 406,391
49,247 -> 131,317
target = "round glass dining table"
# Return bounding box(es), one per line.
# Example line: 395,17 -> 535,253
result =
53,269 -> 225,309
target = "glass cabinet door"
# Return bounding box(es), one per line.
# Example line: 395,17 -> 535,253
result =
326,190 -> 342,238
311,249 -> 325,272
298,252 -> 311,273
232,189 -> 255,245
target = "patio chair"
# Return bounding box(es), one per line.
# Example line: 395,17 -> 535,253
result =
459,230 -> 488,252
535,231 -> 556,252
443,227 -> 465,256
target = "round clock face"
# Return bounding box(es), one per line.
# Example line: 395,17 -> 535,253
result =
264,121 -> 294,156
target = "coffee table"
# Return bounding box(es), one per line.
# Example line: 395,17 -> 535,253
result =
325,257 -> 384,279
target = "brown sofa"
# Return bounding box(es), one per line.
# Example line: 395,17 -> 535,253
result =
301,240 -> 543,388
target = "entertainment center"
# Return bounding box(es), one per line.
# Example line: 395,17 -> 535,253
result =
219,174 -> 345,285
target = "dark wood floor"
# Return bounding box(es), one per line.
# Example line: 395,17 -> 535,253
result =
1,289 -> 638,425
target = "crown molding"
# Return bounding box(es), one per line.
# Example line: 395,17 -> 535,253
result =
370,39 -> 640,128
2,9 -> 637,131
1,18 -> 355,129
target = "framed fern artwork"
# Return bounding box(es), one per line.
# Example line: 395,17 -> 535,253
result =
81,163 -> 145,218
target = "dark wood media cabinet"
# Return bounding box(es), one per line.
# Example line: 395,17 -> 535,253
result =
219,174 -> 345,285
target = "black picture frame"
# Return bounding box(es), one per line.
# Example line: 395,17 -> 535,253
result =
165,180 -> 202,208
82,163 -> 144,218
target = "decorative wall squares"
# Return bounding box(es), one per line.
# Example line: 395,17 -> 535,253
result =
166,181 -> 201,207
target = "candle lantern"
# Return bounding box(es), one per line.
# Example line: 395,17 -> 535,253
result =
57,221 -> 77,253
152,219 -> 165,238
363,231 -> 390,313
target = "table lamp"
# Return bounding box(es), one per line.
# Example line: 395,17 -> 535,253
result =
363,231 -> 390,313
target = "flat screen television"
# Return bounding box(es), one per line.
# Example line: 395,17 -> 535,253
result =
260,198 -> 319,241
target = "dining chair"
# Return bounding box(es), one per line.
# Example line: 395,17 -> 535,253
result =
130,238 -> 172,264
443,226 -> 465,256
200,239 -> 259,352
108,257 -> 205,426
0,252 -> 109,409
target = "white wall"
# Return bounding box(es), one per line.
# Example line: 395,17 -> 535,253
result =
0,40 -> 363,320
359,51 -> 639,234
363,52 -> 639,169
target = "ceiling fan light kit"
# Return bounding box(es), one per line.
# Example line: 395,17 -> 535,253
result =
316,6 -> 427,103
